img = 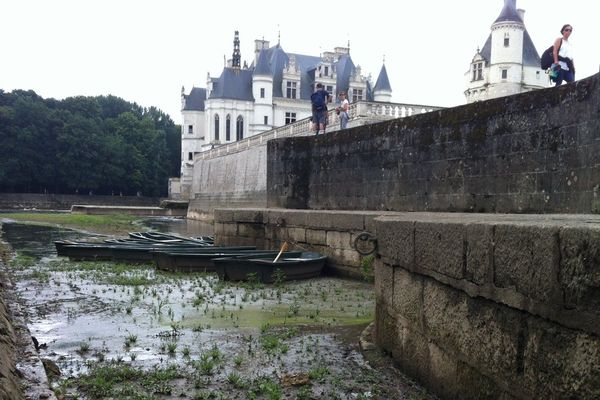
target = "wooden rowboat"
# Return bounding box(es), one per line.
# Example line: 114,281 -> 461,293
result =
213,252 -> 326,283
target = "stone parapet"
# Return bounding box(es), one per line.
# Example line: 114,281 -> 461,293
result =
267,73 -> 600,214
374,212 -> 600,399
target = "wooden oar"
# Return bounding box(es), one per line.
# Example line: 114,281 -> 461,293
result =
273,242 -> 289,263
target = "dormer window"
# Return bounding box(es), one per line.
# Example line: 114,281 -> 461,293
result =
352,89 -> 363,102
324,66 -> 329,76
286,81 -> 297,99
472,62 -> 483,81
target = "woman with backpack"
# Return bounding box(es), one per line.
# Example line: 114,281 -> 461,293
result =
552,24 -> 575,86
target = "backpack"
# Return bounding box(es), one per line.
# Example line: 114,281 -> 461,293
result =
311,90 -> 326,111
540,39 -> 562,70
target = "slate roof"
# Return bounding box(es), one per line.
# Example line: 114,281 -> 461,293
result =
373,64 -> 392,92
182,87 -> 206,111
207,44 -> 375,102
254,49 -> 272,76
208,68 -> 254,101
479,0 -> 540,67
494,0 -> 522,23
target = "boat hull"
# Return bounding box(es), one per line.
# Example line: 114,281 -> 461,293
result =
213,252 -> 326,283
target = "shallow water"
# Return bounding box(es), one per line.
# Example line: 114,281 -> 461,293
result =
1,218 -> 434,400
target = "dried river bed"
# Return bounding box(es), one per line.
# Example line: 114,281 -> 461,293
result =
1,219 -> 434,400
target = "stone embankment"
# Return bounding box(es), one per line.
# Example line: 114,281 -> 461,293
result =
0,193 -> 161,211
0,234 -> 56,400
0,241 -> 25,400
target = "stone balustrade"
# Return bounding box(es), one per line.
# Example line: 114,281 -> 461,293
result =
195,101 -> 442,161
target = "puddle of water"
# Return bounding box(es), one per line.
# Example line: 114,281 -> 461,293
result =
1,219 -> 435,400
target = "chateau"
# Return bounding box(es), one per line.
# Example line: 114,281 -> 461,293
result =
172,0 -> 552,199
179,32 -> 392,178
464,0 -> 549,102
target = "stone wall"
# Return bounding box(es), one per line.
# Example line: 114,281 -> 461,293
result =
188,145 -> 268,221
374,213 -> 600,399
267,73 -> 600,214
213,208 -> 389,279
0,193 -> 161,210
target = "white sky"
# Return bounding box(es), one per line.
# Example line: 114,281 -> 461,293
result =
1,0 -> 597,125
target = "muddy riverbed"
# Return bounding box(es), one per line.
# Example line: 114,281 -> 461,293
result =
0,217 -> 435,400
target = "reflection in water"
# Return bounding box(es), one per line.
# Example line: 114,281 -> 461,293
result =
0,222 -> 95,258
0,217 -> 213,257
138,217 -> 213,237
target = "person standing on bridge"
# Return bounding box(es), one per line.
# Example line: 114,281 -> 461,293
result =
311,83 -> 331,135
336,91 -> 349,129
552,24 -> 575,86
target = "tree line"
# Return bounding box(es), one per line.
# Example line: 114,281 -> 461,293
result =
0,89 -> 181,197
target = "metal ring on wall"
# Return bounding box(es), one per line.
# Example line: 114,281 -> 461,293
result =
353,232 -> 377,255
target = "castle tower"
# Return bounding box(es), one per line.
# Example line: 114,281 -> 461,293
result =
252,49 -> 274,134
373,63 -> 392,102
465,0 -> 547,103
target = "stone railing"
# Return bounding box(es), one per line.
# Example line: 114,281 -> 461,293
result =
196,101 -> 442,161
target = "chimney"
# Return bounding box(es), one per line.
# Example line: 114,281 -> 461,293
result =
517,8 -> 525,22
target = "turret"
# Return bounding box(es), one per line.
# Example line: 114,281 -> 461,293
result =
373,63 -> 392,102
252,49 -> 274,133
489,0 -> 525,78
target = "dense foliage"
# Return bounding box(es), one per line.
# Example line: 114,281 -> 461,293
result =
0,89 -> 181,196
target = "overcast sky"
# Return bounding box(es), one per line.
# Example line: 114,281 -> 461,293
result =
1,0 -> 597,125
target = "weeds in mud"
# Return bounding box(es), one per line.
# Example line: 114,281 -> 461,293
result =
308,365 -> 330,382
248,376 -> 283,400
8,252 -> 37,270
77,342 -> 90,354
233,354 -> 244,367
361,255 -> 375,283
227,372 -> 247,389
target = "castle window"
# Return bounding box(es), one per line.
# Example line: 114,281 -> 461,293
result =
260,88 -> 265,98
226,115 -> 231,141
285,112 -> 296,125
504,33 -> 510,47
214,114 -> 220,141
472,62 -> 483,81
501,69 -> 508,79
326,85 -> 334,100
286,81 -> 297,99
264,116 -> 268,125
236,116 -> 244,140
324,66 -> 329,76
352,89 -> 363,102
188,125 -> 193,134
188,152 -> 193,161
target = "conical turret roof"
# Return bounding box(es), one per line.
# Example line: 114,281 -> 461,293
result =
373,64 -> 392,92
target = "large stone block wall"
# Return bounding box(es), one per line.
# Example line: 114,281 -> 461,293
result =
0,282 -> 24,400
0,193 -> 161,210
213,208 -> 389,278
187,145 -> 267,221
267,73 -> 600,214
374,213 -> 600,399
